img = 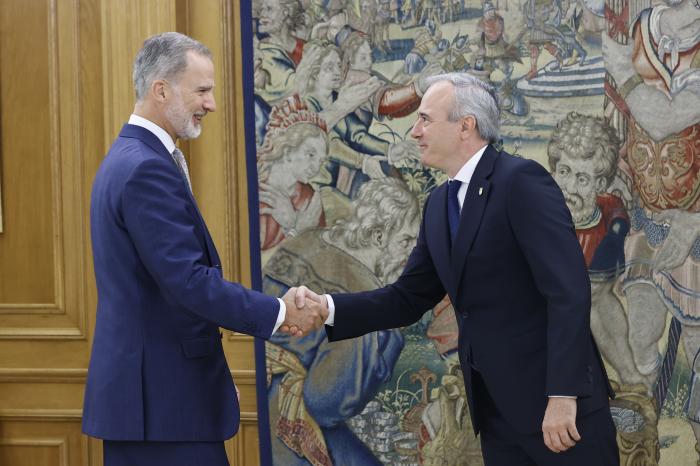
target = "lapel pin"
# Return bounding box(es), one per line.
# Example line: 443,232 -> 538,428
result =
478,187 -> 484,196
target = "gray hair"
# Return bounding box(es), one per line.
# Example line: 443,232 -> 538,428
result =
547,112 -> 620,188
133,32 -> 212,102
328,178 -> 420,250
425,73 -> 500,143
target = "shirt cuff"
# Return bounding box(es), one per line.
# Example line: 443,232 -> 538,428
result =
325,294 -> 336,326
271,298 -> 286,336
548,395 -> 577,399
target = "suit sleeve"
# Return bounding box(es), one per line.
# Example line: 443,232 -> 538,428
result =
506,160 -> 593,397
327,194 -> 446,341
122,157 -> 279,338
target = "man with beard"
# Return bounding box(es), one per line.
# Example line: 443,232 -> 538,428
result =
82,32 -> 325,466
262,178 -> 418,466
548,112 -> 648,389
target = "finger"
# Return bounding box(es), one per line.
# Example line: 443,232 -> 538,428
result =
568,423 -> 581,442
258,193 -> 276,205
279,325 -> 290,334
550,430 -> 566,452
543,431 -> 558,453
558,429 -> 576,449
295,286 -> 308,307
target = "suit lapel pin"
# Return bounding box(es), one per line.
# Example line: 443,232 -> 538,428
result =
478,187 -> 483,196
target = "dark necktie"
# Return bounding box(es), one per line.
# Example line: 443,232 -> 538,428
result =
448,180 -> 462,243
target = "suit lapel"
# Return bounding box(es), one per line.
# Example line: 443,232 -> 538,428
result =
428,183 -> 453,286
449,146 -> 499,292
119,124 -> 221,267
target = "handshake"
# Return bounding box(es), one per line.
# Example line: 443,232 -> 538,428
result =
279,286 -> 329,337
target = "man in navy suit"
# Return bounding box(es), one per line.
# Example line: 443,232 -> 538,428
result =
82,32 -> 326,466
293,73 -> 619,465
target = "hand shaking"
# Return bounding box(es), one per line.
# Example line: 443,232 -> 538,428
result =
278,286 -> 329,337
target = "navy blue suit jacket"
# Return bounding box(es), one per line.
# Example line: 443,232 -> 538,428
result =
83,124 -> 279,441
328,146 -> 613,434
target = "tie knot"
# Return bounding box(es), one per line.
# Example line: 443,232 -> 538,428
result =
448,180 -> 462,195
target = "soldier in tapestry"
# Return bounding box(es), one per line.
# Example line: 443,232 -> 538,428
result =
248,0 -> 700,463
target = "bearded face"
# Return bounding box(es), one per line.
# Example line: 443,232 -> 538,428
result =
553,154 -> 604,226
374,215 -> 420,285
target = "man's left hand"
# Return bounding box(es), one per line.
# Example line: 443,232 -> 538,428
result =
542,397 -> 580,453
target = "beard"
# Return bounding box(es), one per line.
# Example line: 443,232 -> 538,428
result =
375,252 -> 407,285
564,193 -> 597,225
165,97 -> 202,140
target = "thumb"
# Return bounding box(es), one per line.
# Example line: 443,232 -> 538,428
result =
568,423 -> 581,442
295,286 -> 308,308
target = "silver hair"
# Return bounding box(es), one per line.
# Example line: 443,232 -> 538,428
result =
547,112 -> 620,188
328,178 -> 419,250
133,32 -> 212,102
424,72 -> 500,143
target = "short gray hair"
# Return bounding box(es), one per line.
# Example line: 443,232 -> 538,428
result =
133,32 -> 212,101
547,112 -> 620,188
328,178 -> 419,250
425,73 -> 500,143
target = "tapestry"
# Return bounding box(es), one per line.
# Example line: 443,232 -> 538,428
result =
244,0 -> 700,464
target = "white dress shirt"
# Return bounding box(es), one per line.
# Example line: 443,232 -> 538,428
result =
322,144 -> 575,399
128,114 -> 286,335
324,144 -> 488,325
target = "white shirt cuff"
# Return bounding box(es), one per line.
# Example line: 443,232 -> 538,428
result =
325,294 -> 335,326
548,395 -> 577,399
271,298 -> 286,336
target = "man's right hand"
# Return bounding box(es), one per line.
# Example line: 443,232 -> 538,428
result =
279,287 -> 328,337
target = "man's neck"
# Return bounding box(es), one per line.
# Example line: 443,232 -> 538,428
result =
133,104 -> 177,143
446,140 -> 488,178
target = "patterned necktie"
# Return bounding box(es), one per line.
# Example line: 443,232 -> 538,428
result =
171,147 -> 192,191
447,180 -> 462,244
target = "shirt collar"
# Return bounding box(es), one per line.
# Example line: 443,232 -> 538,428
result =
128,114 -> 176,154
450,144 -> 488,185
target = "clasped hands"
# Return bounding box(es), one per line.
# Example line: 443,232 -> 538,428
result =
279,286 -> 328,337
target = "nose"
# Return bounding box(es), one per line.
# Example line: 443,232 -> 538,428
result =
410,120 -> 421,139
204,93 -> 216,113
561,175 -> 576,194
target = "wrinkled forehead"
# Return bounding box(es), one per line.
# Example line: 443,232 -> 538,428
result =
556,152 -> 598,173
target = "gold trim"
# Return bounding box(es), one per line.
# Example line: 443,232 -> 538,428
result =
0,367 -> 257,384
0,409 -> 82,420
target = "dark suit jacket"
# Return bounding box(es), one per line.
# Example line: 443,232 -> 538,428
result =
82,124 -> 279,441
327,145 -> 613,434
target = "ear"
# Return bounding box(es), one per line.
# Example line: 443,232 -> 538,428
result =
371,228 -> 386,248
460,116 -> 476,140
595,176 -> 608,194
152,79 -> 168,103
